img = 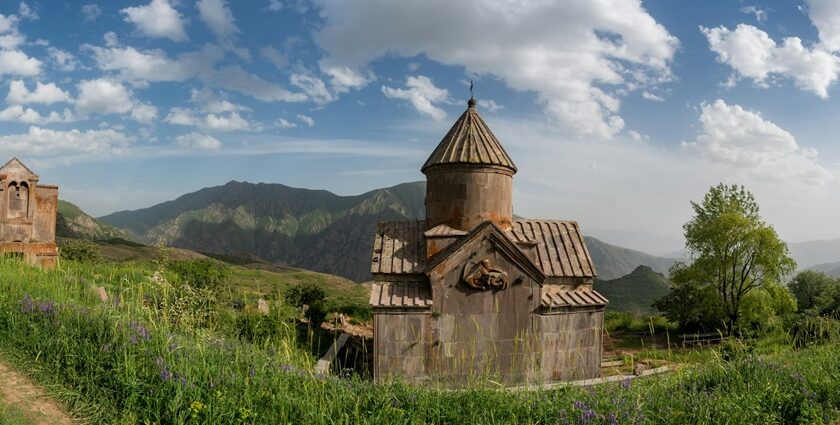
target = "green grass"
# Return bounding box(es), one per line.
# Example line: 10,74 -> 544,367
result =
1,258 -> 840,424
0,399 -> 32,425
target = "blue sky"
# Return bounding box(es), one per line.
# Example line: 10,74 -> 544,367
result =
0,0 -> 839,254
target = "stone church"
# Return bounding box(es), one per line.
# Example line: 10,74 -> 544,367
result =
369,98 -> 607,385
0,158 -> 59,268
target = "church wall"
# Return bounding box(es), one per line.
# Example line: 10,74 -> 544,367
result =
32,185 -> 57,243
533,308 -> 604,382
373,311 -> 431,382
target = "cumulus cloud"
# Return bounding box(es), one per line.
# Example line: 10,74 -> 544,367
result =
702,24 -> 840,98
165,106 -> 254,131
204,112 -> 251,131
174,132 -> 222,150
682,99 -> 833,185
740,6 -> 767,23
47,47 -> 78,71
84,44 -> 200,82
18,2 -> 38,20
130,103 -> 158,123
0,49 -> 41,76
75,79 -> 135,116
0,105 -> 73,124
314,0 -> 678,139
7,80 -> 71,105
276,118 -> 296,128
122,0 -> 189,42
197,0 -> 238,41
0,126 -> 134,157
477,99 -> 502,112
290,73 -> 334,104
81,4 -> 101,22
382,75 -> 448,121
806,0 -> 840,52
641,91 -> 664,102
296,114 -> 314,127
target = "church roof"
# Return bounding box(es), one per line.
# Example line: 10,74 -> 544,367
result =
421,99 -> 517,174
369,281 -> 432,309
370,219 -> 596,278
0,157 -> 37,177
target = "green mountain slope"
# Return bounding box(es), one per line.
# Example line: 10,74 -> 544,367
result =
585,236 -> 676,280
57,200 -> 128,240
594,265 -> 671,314
100,181 -> 426,282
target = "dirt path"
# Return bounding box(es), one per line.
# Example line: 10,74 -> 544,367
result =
0,360 -> 75,425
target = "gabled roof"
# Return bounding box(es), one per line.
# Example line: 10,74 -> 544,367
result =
0,157 -> 37,178
541,288 -> 608,308
511,220 -> 597,278
424,220 -> 546,283
369,281 -> 432,309
421,99 -> 516,174
371,220 -> 426,275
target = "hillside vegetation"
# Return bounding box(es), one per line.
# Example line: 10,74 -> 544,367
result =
585,237 -> 677,280
595,265 -> 671,314
56,201 -> 128,241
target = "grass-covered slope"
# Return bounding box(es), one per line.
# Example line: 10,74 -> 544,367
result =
56,200 -> 128,241
585,236 -> 677,280
2,259 -> 840,423
594,265 -> 671,314
98,181 -> 426,282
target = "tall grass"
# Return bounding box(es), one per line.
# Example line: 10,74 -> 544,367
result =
1,258 -> 840,424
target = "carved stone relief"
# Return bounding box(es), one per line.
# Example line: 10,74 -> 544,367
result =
462,258 -> 509,290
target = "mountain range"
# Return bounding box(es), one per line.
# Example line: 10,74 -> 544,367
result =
95,180 -> 682,283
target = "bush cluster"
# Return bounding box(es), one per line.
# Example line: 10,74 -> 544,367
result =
59,239 -> 101,263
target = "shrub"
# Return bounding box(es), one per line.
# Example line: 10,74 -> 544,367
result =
284,282 -> 328,323
790,315 -> 840,348
166,259 -> 231,293
59,239 -> 101,262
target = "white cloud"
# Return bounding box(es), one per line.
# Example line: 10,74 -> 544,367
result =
276,118 -> 296,128
382,75 -> 448,121
165,107 -> 197,126
197,0 -> 238,40
212,65 -> 306,102
81,4 -> 101,22
641,91 -> 665,102
314,0 -> 678,140
702,24 -> 839,98
0,105 -> 73,124
7,80 -> 71,105
204,112 -> 251,131
131,103 -> 158,123
290,73 -> 335,104
740,6 -> 767,23
174,132 -> 222,150
0,50 -> 41,76
122,0 -> 189,42
477,99 -> 503,112
0,126 -> 133,157
18,2 -> 38,20
75,79 -> 135,116
682,99 -> 833,185
267,0 -> 283,12
319,62 -> 371,93
47,47 -> 78,71
85,44 -> 197,82
260,46 -> 287,70
297,114 -> 314,127
806,0 -> 840,52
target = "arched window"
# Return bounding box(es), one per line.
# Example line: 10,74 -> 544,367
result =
7,181 -> 28,219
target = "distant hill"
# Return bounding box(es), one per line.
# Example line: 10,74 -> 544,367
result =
594,265 -> 671,314
585,236 -> 677,280
808,262 -> 840,278
100,181 -> 426,282
57,200 -> 128,241
788,238 -> 840,269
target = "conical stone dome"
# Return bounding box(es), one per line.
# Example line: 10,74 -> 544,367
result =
422,98 -> 516,174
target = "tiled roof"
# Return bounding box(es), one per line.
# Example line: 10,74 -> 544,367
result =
369,281 -> 433,308
371,220 -> 426,275
541,288 -> 608,308
370,219 -> 597,279
424,224 -> 468,237
511,220 -> 597,278
421,99 -> 516,174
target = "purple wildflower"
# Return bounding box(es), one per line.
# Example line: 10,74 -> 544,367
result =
621,377 -> 632,390
20,294 -> 34,314
160,369 -> 172,381
128,321 -> 150,344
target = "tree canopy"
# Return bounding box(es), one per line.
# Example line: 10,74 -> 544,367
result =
657,184 -> 796,334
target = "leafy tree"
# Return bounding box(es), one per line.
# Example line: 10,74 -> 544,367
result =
283,282 -> 328,323
654,265 -> 726,332
662,184 -> 795,335
788,270 -> 839,316
166,259 -> 231,292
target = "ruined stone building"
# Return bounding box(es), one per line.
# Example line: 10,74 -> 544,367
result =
0,158 -> 58,268
369,98 -> 607,385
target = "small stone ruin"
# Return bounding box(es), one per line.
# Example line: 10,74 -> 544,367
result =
0,158 -> 59,268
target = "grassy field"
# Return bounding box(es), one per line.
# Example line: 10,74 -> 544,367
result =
0,400 -> 31,425
1,257 -> 840,424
